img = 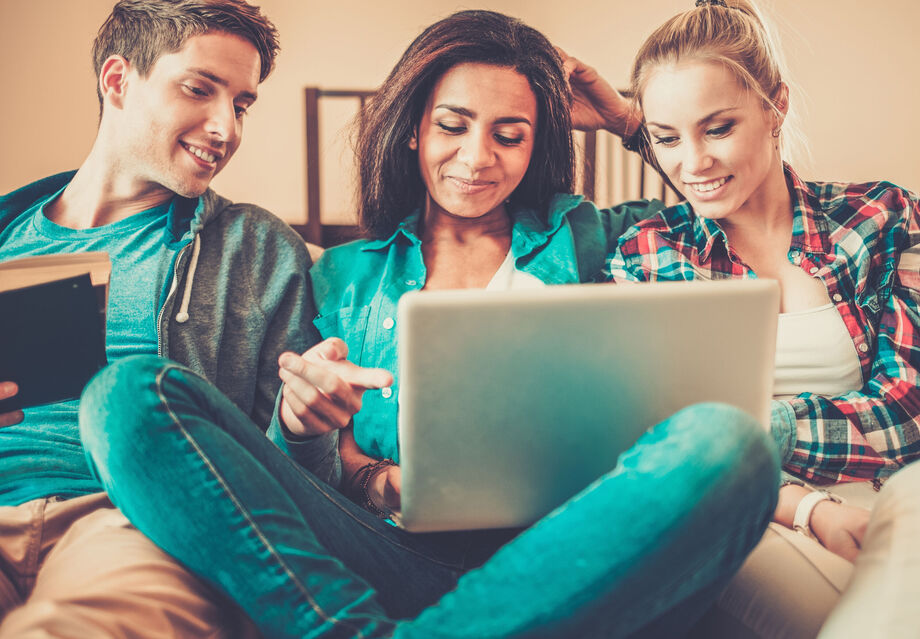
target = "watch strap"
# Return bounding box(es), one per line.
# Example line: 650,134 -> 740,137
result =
793,490 -> 841,539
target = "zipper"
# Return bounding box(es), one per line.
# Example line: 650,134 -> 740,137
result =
157,242 -> 191,357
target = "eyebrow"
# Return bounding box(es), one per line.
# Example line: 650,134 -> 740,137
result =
646,107 -> 738,130
189,68 -> 258,103
434,104 -> 532,126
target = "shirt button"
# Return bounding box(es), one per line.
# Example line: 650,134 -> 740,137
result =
381,387 -> 393,399
405,279 -> 417,287
859,343 -> 869,353
383,317 -> 395,330
832,293 -> 843,302
809,266 -> 819,274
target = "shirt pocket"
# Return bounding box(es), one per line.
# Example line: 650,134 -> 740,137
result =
896,246 -> 920,292
312,305 -> 371,365
855,260 -> 896,335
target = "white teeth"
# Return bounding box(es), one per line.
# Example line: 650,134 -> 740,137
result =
186,144 -> 216,163
688,176 -> 729,193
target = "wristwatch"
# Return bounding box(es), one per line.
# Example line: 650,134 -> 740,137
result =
793,490 -> 842,539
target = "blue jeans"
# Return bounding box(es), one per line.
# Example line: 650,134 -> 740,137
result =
79,355 -> 778,638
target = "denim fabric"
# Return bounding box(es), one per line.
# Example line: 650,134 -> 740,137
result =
81,355 -> 778,639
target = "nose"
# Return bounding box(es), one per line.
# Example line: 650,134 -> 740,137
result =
456,129 -> 496,171
205,98 -> 238,144
682,138 -> 714,175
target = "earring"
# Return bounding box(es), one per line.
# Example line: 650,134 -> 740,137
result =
771,127 -> 781,138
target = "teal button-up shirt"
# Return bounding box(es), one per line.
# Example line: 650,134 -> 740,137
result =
310,194 -> 662,462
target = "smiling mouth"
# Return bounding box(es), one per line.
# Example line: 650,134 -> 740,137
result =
181,142 -> 219,165
447,176 -> 496,193
685,176 -> 732,193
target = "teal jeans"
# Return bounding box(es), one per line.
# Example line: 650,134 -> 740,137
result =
80,355 -> 778,638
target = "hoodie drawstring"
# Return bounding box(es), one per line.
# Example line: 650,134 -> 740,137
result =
175,233 -> 201,323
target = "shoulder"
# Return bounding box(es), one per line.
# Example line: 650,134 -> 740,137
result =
607,202 -> 700,281
617,202 -> 695,250
808,178 -> 918,236
311,237 -> 386,300
0,171 -> 75,226
200,194 -> 308,261
196,194 -> 310,298
313,237 -> 381,274
205,194 -> 306,248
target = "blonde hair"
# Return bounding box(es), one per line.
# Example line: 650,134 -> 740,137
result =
630,0 -> 804,163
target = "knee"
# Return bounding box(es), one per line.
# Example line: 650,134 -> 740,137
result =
668,402 -> 776,463
79,355 -> 176,461
661,402 -> 780,502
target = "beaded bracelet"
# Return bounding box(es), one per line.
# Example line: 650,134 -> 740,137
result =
351,458 -> 397,518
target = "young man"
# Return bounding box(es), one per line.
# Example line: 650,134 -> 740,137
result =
0,1 -> 318,635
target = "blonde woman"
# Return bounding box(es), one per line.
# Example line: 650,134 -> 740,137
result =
567,0 -> 920,636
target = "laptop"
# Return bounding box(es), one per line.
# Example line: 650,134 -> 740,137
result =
395,279 -> 779,532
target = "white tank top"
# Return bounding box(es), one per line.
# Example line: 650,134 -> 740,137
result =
486,250 -> 545,290
774,303 -> 863,399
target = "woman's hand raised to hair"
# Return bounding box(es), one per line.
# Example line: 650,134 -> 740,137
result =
557,47 -> 641,137
278,338 -> 393,437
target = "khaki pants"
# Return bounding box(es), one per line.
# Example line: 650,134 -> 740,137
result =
0,492 -> 259,638
691,466 -> 919,639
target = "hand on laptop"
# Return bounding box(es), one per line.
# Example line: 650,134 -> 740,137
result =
278,338 -> 393,437
0,382 -> 24,427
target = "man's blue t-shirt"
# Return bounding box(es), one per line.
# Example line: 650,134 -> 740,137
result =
0,188 -> 177,505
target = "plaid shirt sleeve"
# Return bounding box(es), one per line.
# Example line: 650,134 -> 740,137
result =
776,188 -> 920,483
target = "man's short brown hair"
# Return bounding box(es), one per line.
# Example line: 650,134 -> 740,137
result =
92,0 -> 279,108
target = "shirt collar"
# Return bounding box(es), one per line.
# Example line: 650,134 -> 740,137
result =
358,194 -> 583,258
511,193 -> 583,259
693,163 -> 830,262
786,164 -> 832,255
360,210 -> 424,252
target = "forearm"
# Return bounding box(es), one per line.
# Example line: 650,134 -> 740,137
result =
339,425 -> 378,488
773,482 -> 813,528
773,390 -> 913,482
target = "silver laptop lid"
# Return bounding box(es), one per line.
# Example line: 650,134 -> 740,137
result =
396,279 -> 779,532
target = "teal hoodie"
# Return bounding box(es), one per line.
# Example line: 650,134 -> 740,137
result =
0,172 -> 318,504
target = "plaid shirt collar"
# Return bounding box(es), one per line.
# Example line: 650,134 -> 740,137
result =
693,164 -> 832,263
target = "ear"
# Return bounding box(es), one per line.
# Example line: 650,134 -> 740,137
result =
99,55 -> 131,111
770,82 -> 789,126
408,132 -> 418,151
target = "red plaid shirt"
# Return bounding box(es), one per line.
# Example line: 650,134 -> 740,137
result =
607,166 -> 920,483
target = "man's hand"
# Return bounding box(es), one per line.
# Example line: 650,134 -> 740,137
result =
0,382 -> 23,428
278,337 -> 393,437
810,500 -> 870,562
558,47 -> 641,137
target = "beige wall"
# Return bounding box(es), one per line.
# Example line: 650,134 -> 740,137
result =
1,0 -> 918,223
